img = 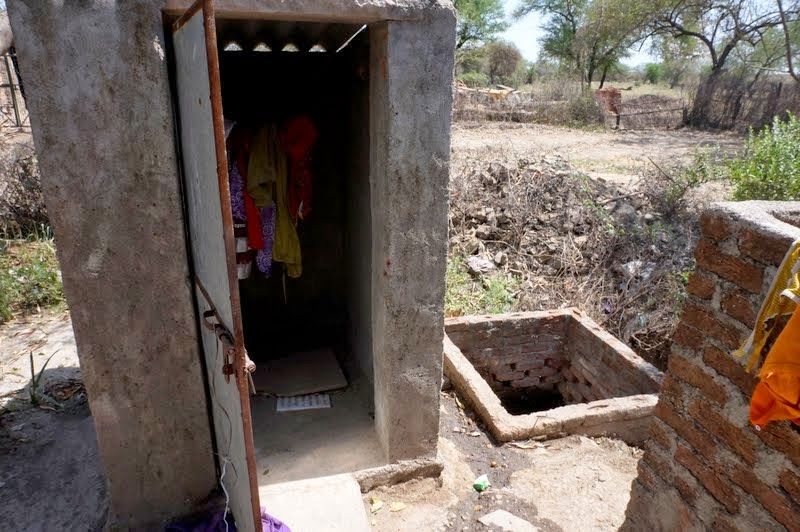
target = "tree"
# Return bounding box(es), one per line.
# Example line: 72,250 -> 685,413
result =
651,0 -> 800,74
455,0 -> 509,49
777,0 -> 800,82
650,0 -> 800,124
515,0 -> 650,88
486,41 -> 523,84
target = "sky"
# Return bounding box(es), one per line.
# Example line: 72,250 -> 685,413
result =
500,0 -> 656,66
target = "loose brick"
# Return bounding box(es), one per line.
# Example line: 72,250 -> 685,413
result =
739,227 -> 794,266
703,344 -> 757,395
695,239 -> 764,293
681,302 -> 743,349
654,401 -> 718,460
688,400 -> 757,465
701,211 -> 733,241
676,444 -> 740,513
727,461 -> 798,531
779,469 -> 800,506
687,271 -> 717,299
673,323 -> 706,350
721,288 -> 757,329
755,422 -> 800,467
669,352 -> 728,406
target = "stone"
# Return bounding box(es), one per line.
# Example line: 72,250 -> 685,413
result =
478,510 -> 539,531
467,256 -> 496,275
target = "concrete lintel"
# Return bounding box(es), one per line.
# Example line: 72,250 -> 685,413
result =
164,0 -> 456,23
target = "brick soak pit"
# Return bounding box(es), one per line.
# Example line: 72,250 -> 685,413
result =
444,309 -> 663,443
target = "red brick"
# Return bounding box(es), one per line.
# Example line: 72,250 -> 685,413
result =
711,513 -> 745,532
779,469 -> 800,506
727,461 -> 799,531
756,422 -> 800,467
687,271 -> 717,299
675,474 -> 699,505
703,344 -> 757,395
739,227 -> 794,266
695,239 -> 764,293
658,373 -> 687,409
721,288 -> 757,329
669,352 -> 728,406
676,443 -> 740,513
688,400 -> 758,465
649,418 -> 673,450
673,323 -> 706,350
643,441 -> 675,483
681,302 -> 743,349
701,212 -> 733,241
637,462 -> 662,491
654,401 -> 718,460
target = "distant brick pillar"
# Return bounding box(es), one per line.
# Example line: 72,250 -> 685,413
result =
623,202 -> 800,531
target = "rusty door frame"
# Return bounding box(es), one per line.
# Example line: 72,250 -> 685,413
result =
172,1 -> 262,529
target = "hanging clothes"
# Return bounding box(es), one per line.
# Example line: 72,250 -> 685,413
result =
227,126 -> 263,251
256,202 -> 276,275
281,115 -> 318,224
247,125 -> 285,208
734,239 -> 800,428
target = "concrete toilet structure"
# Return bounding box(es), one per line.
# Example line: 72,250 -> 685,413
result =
8,1 -> 456,529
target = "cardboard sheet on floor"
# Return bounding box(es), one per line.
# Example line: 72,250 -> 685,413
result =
252,348 -> 347,396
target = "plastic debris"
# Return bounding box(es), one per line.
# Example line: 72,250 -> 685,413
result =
473,474 -> 490,492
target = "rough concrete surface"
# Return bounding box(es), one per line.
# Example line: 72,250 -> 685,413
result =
8,1 -> 217,526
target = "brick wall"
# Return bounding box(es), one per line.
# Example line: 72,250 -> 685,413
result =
444,309 -> 661,403
562,314 -> 663,403
445,310 -> 570,396
623,202 -> 800,532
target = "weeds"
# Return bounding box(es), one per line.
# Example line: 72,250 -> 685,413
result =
28,351 -> 57,407
446,257 -> 521,317
0,238 -> 64,323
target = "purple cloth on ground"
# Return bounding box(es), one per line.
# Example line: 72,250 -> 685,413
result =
256,202 -> 276,275
229,158 -> 247,222
262,508 -> 291,532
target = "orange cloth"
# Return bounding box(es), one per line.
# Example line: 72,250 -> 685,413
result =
280,116 -> 318,224
750,308 -> 800,428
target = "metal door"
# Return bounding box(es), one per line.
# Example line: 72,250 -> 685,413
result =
172,2 -> 261,530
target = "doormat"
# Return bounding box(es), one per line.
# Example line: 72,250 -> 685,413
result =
252,347 -> 347,396
276,393 -> 332,412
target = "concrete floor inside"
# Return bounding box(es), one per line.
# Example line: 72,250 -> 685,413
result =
251,374 -> 385,485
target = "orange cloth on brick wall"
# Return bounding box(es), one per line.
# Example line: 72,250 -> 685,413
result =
749,307 -> 800,427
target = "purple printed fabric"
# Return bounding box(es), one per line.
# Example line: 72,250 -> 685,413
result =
229,159 -> 247,222
256,202 -> 276,275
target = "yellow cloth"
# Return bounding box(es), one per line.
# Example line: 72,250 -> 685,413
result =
734,239 -> 800,370
272,149 -> 302,279
247,125 -> 284,208
732,239 -> 800,428
750,307 -> 800,427
248,124 -> 301,278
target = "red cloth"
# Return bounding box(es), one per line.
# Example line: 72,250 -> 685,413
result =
281,116 -> 318,224
228,127 -> 263,250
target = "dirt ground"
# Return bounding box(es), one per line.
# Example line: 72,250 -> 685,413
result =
452,122 -> 742,186
0,122 -> 741,530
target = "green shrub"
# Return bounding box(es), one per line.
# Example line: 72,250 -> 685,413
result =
457,71 -> 490,88
643,63 -> 663,84
567,96 -> 602,126
0,239 -> 64,323
729,113 -> 800,201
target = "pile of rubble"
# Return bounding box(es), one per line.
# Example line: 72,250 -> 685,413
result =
448,156 -> 698,368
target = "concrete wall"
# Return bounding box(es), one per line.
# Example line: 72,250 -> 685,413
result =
344,37 -> 374,386
623,202 -> 800,531
369,9 -> 455,461
7,1 -> 216,527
